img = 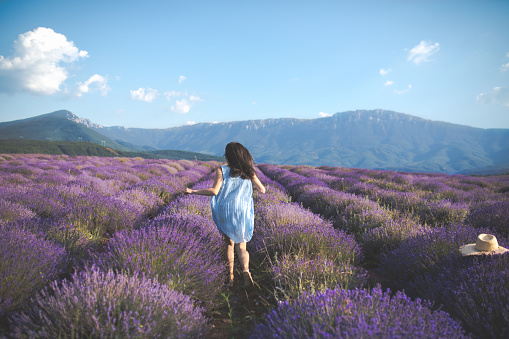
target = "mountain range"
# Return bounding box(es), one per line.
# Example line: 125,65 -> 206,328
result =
1,109 -> 508,174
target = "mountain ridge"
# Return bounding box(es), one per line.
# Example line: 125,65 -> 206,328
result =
1,109 -> 508,174
89,109 -> 509,174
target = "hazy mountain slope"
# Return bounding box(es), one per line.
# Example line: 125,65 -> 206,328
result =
92,110 -> 509,173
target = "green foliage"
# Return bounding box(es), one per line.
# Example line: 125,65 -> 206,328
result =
122,149 -> 223,161
0,139 -> 223,161
0,139 -> 119,156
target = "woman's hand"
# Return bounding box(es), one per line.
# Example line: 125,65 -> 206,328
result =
251,174 -> 266,194
184,167 -> 223,196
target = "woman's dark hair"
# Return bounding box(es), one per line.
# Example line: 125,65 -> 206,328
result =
224,142 -> 255,179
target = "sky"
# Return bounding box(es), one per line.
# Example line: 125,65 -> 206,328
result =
0,0 -> 508,129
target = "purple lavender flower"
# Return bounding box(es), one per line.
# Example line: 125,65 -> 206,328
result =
0,198 -> 36,222
165,193 -> 212,219
417,253 -> 509,339
0,223 -> 68,315
90,211 -> 225,306
9,266 -> 208,338
250,286 -> 468,338
377,224 -> 496,293
466,200 -> 509,238
360,217 -> 430,266
297,187 -> 392,235
251,199 -> 364,299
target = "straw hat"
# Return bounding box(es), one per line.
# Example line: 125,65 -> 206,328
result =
460,234 -> 509,256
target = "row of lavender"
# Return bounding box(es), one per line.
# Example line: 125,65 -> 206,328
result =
0,154 -> 219,337
257,163 -> 509,338
181,170 -> 468,337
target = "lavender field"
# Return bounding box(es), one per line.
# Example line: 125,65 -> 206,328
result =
1,153 -> 508,338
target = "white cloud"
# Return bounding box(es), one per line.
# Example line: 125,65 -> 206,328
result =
408,41 -> 440,64
384,81 -> 394,86
77,74 -> 109,97
319,112 -> 332,117
178,75 -> 186,84
185,121 -> 196,125
165,91 -> 203,113
189,95 -> 203,102
380,68 -> 391,76
502,53 -> 509,71
0,27 -> 88,95
130,87 -> 158,102
164,90 -> 187,100
394,84 -> 412,95
476,87 -> 509,107
171,98 -> 191,114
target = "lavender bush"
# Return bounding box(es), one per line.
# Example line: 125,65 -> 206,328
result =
466,200 -> 509,237
0,198 -> 36,222
131,177 -> 181,203
0,223 -> 68,315
254,185 -> 292,208
117,188 -> 164,219
253,206 -> 361,265
67,191 -> 147,237
254,166 -> 287,192
271,253 -> 366,301
252,199 -> 364,300
165,192 -> 212,219
91,211 -> 225,306
417,199 -> 469,227
377,224 -> 496,293
9,267 -> 208,338
359,217 -> 430,266
417,254 -> 509,339
8,217 -> 96,274
250,286 -> 468,338
297,186 -> 392,236
0,185 -> 70,219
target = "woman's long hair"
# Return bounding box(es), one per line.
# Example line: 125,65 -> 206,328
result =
224,142 -> 255,179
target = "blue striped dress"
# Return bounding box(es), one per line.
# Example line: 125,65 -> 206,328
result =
211,165 -> 254,243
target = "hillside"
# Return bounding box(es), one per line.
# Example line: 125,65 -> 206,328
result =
0,111 -> 133,152
92,110 -> 509,174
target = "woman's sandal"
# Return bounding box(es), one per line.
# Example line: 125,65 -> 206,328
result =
242,270 -> 254,288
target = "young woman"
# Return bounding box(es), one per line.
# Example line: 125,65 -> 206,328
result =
185,142 -> 266,287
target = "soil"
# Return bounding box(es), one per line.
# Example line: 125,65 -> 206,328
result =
204,264 -> 275,339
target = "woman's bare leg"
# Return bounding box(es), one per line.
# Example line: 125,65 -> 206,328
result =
235,242 -> 250,272
236,242 -> 254,287
223,235 -> 235,282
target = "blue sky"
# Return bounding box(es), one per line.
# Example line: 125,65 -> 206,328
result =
0,0 -> 508,129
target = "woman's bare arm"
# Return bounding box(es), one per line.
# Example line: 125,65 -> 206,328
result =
251,174 -> 266,194
185,167 -> 223,196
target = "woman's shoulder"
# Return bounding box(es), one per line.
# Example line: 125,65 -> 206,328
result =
217,164 -> 229,176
